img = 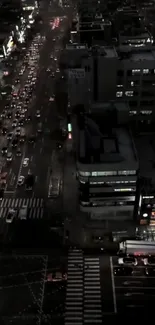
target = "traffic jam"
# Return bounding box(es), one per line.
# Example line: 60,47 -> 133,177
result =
0,33 -> 45,198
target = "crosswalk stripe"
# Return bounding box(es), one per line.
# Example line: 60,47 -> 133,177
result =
65,249 -> 84,325
0,197 -> 44,209
32,198 -> 36,208
0,202 -> 44,220
19,198 -> 22,207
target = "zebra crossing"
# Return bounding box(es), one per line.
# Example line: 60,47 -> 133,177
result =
65,248 -> 84,325
84,257 -> 102,324
0,197 -> 44,220
65,249 -> 103,325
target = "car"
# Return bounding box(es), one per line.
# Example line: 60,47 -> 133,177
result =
145,267 -> 155,276
18,175 -> 25,186
118,256 -> 138,266
6,152 -> 13,161
28,135 -> 35,143
7,132 -> 13,140
6,111 -> 12,119
36,110 -> 41,118
6,209 -> 16,223
23,158 -> 29,167
47,272 -> 67,282
1,147 -> 7,155
2,127 -> 7,135
16,148 -> 22,156
114,266 -> 133,276
143,256 -> 155,266
15,128 -> 21,136
12,119 -> 18,128
18,119 -> 24,126
26,115 -> 31,122
1,110 -> 6,118
12,139 -> 18,147
15,111 -> 20,118
49,96 -> 55,102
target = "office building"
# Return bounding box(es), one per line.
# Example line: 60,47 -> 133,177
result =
64,44 -> 155,131
75,103 -> 139,225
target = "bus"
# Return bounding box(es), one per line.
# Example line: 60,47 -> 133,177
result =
48,177 -> 60,198
118,240 -> 155,256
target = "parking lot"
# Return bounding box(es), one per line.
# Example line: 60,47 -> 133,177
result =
111,255 -> 155,315
67,251 -> 155,322
97,255 -> 155,318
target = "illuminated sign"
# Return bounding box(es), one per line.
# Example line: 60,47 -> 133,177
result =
68,123 -> 72,132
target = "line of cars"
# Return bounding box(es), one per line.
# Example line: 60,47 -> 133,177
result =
0,34 -> 44,197
114,255 -> 155,276
6,204 -> 28,224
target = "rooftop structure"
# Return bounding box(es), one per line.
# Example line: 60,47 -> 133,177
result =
75,113 -> 138,221
77,116 -> 138,172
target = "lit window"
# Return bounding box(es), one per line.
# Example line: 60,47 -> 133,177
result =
132,69 -> 140,75
91,171 -> 117,176
125,91 -> 133,97
79,171 -> 90,177
140,110 -> 152,115
129,110 -> 137,116
131,81 -> 134,86
114,188 -> 134,192
118,170 -> 136,176
143,69 -> 149,74
116,91 -> 123,97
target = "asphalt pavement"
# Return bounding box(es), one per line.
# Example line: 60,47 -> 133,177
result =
0,253 -> 67,325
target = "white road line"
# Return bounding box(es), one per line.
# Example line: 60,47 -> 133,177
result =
33,198 -> 36,208
0,208 -> 4,219
110,256 -> 117,314
15,145 -> 26,190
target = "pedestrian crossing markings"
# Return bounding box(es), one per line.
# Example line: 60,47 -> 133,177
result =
0,197 -> 43,208
65,249 -> 103,325
0,198 -> 44,220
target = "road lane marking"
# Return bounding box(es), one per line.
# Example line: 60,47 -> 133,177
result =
110,256 -> 117,313
15,145 -> 26,190
124,292 -> 144,297
123,281 -> 142,285
10,174 -> 16,186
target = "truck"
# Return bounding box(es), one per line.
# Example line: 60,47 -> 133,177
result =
118,240 -> 155,256
48,177 -> 60,198
18,205 -> 28,220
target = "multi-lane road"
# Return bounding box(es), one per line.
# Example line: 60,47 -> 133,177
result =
0,1 -> 72,238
